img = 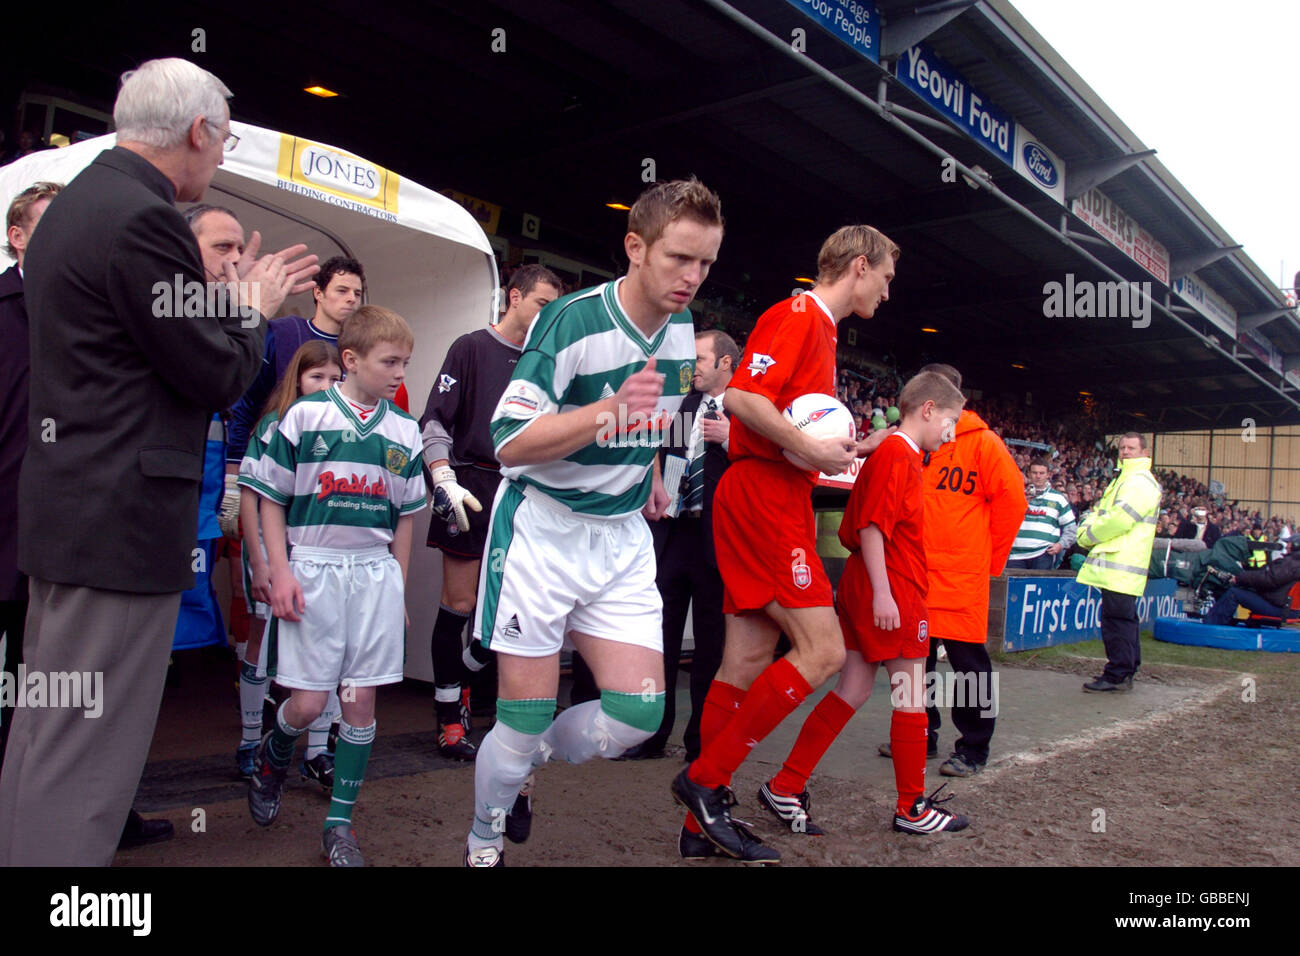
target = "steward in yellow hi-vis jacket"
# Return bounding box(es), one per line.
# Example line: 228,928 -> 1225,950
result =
1076,433 -> 1160,693
1246,529 -> 1269,568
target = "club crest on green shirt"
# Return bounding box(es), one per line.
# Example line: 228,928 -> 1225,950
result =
385,446 -> 409,475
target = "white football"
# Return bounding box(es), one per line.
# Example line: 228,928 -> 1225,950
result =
782,393 -> 856,471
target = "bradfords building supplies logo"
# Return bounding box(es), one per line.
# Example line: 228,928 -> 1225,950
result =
276,135 -> 400,215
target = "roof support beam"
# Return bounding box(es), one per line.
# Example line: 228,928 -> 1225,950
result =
881,0 -> 979,57
1240,308 -> 1293,331
1064,150 -> 1157,200
1170,245 -> 1243,278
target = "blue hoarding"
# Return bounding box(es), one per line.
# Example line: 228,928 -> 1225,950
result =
1003,577 -> 1185,652
895,42 -> 1014,166
784,0 -> 879,63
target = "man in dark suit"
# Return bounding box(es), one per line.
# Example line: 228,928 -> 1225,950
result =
1174,506 -> 1221,547
0,182 -> 59,770
620,329 -> 739,761
0,57 -> 315,866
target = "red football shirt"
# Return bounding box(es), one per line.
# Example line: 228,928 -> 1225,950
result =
727,292 -> 838,473
837,431 -> 928,625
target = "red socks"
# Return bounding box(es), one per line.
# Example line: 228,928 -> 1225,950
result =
683,680 -> 745,834
689,658 -> 812,790
770,691 -> 856,796
891,709 -> 929,814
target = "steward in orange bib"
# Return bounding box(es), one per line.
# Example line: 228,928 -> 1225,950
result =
905,365 -> 1025,776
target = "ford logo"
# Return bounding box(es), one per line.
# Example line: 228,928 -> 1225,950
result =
1022,142 -> 1058,188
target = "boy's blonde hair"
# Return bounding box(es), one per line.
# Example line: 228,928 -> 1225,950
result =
898,371 -> 965,418
338,304 -> 414,358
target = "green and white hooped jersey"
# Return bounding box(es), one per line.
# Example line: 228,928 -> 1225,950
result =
1010,487 -> 1076,559
491,278 -> 696,517
238,411 -> 281,481
242,384 -> 428,550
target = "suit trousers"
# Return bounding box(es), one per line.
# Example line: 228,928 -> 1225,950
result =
0,579 -> 180,865
0,598 -> 27,768
650,515 -> 724,758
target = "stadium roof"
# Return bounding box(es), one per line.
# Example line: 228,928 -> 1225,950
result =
10,0 -> 1298,430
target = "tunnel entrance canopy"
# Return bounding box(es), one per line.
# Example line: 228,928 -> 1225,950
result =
12,0 -> 1298,430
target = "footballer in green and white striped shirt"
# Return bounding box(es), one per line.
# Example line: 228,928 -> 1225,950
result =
465,179 -> 725,868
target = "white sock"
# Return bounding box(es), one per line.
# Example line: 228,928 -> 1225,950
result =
238,657 -> 266,744
306,686 -> 341,759
542,699 -> 652,764
467,723 -> 542,852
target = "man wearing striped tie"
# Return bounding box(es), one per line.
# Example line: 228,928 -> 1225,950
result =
621,330 -> 741,762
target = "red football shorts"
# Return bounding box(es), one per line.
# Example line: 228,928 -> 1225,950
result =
837,600 -> 930,660
713,458 -> 832,613
837,561 -> 930,663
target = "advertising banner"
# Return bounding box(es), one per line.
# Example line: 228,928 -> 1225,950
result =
1002,577 -> 1184,651
896,42 -> 1013,165
1013,124 -> 1066,205
783,0 -> 879,62
1172,273 -> 1237,338
1240,326 -> 1282,373
1071,187 -> 1170,284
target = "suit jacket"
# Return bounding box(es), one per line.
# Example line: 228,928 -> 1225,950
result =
0,266 -> 28,601
651,390 -> 730,568
18,147 -> 266,593
1174,519 -> 1221,548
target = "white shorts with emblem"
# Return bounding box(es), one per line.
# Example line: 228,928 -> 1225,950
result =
273,545 -> 406,690
476,481 -> 663,658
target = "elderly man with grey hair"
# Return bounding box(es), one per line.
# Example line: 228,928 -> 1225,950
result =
0,57 -> 317,865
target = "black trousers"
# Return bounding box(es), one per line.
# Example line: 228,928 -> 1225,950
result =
1100,588 -> 1140,682
650,516 -> 725,758
0,598 -> 26,770
925,638 -> 997,764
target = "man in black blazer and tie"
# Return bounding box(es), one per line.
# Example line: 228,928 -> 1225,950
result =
0,58 -> 315,866
621,329 -> 740,760
0,182 -> 59,770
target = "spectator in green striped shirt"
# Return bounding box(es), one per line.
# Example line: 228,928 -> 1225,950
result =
1006,459 -> 1077,570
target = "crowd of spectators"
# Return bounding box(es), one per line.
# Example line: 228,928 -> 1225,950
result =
834,363 -> 1300,555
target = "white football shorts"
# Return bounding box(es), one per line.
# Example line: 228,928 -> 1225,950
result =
476,481 -> 663,658
273,545 -> 405,690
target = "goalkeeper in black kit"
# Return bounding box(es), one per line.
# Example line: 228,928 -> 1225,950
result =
419,264 -> 562,758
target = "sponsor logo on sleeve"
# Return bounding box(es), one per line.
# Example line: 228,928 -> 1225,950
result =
500,381 -> 544,418
748,353 -> 776,377
437,373 -> 457,394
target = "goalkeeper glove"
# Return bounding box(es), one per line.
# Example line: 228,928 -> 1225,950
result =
219,473 -> 241,538
431,465 -> 482,533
